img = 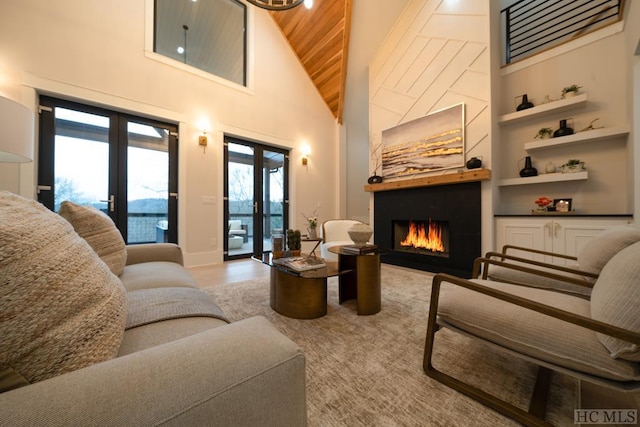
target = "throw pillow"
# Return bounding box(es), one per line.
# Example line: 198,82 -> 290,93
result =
0,191 -> 126,387
591,241 -> 640,361
577,225 -> 640,277
59,200 -> 127,276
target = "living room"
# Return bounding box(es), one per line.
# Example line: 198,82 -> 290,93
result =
2,0 -> 640,425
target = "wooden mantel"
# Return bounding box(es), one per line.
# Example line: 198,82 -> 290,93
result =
364,169 -> 491,192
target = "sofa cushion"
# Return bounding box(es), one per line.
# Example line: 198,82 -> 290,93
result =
58,200 -> 127,276
591,241 -> 640,361
577,225 -> 640,277
119,261 -> 198,291
0,191 -> 126,389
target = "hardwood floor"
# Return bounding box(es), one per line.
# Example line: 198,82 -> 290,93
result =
187,258 -> 270,288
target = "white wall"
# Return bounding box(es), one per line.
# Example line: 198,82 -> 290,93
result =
341,0 -> 409,223
369,0 -> 493,253
0,0 -> 339,266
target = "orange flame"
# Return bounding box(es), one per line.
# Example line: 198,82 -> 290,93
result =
400,220 -> 445,252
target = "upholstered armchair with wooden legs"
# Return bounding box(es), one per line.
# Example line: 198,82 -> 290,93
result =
424,241 -> 640,426
320,219 -> 363,262
480,225 -> 640,297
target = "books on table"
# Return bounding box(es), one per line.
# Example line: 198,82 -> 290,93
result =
274,256 -> 326,272
341,244 -> 378,254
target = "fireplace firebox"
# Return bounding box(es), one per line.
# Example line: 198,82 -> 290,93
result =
374,182 -> 481,277
393,219 -> 449,258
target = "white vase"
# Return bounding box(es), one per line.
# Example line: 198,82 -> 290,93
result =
347,223 -> 373,246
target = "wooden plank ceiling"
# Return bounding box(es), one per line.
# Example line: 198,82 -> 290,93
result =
269,0 -> 352,124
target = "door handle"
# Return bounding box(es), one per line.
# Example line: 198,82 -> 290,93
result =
254,201 -> 258,214
553,222 -> 561,238
544,222 -> 551,238
100,195 -> 115,212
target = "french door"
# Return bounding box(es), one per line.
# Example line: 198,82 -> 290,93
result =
224,136 -> 288,260
37,96 -> 179,244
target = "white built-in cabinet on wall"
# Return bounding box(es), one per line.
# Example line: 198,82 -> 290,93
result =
495,216 -> 632,265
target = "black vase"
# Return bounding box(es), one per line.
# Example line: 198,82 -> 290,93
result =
519,156 -> 538,177
553,119 -> 574,137
466,157 -> 482,169
516,94 -> 534,111
367,174 -> 383,184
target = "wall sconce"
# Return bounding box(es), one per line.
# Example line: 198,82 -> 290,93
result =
198,130 -> 207,153
301,145 -> 311,166
198,131 -> 208,147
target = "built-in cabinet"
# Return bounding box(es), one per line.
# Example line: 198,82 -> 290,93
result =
495,217 -> 632,265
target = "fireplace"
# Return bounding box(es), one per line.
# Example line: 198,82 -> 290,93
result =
393,219 -> 449,258
374,182 -> 481,277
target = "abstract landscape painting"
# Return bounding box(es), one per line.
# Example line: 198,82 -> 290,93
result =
381,103 -> 465,178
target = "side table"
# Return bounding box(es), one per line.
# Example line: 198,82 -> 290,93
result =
328,246 -> 382,315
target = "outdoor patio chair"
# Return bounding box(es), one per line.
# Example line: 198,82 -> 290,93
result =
424,241 -> 640,426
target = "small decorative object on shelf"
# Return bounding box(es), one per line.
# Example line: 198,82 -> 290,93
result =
561,84 -> 582,99
516,94 -> 534,111
368,134 -> 384,185
579,118 -> 604,132
368,174 -> 383,184
534,196 -> 553,212
347,223 -> 373,246
545,161 -> 556,174
560,159 -> 586,173
519,156 -> 538,177
553,119 -> 574,137
534,127 -> 554,140
554,198 -> 572,212
465,156 -> 482,169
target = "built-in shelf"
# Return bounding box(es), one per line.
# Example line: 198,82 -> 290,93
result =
524,127 -> 629,151
499,93 -> 588,125
364,169 -> 491,192
498,171 -> 588,187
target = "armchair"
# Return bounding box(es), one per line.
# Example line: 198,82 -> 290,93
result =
479,224 -> 640,297
320,219 -> 363,261
424,241 -> 640,426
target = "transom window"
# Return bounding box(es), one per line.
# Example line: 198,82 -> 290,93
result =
154,0 -> 247,86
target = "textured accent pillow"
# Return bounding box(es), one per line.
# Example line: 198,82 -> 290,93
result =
591,241 -> 640,361
577,225 -> 640,277
59,200 -> 127,276
1,191 -> 126,386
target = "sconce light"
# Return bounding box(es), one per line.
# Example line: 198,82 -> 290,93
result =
301,145 -> 311,166
198,131 -> 208,147
0,95 -> 34,162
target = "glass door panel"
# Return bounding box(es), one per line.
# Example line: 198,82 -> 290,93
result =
227,142 -> 255,257
127,121 -> 170,244
263,150 -> 285,252
53,107 -> 111,213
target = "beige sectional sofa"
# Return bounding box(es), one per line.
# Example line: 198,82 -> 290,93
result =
0,192 -> 307,426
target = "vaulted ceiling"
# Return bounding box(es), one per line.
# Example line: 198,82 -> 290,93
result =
269,0 -> 353,124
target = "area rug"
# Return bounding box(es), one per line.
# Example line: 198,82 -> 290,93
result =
203,265 -> 576,426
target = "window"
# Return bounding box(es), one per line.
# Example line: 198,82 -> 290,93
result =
154,0 -> 247,86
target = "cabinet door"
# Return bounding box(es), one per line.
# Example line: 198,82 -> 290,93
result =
553,218 -> 632,259
495,219 -> 548,262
